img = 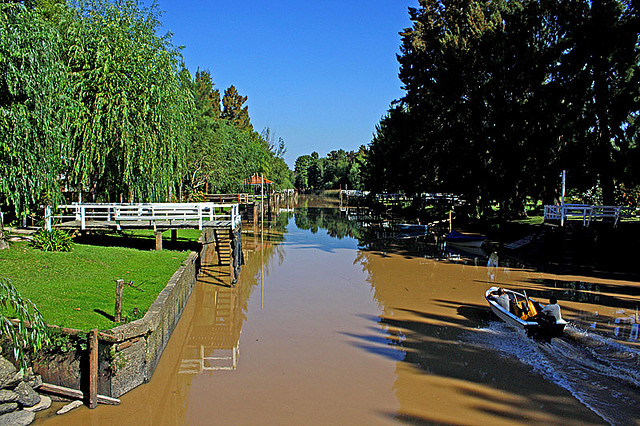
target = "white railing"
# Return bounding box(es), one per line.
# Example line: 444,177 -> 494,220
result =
341,190 -> 370,198
544,203 -> 635,227
45,202 -> 241,231
205,193 -> 255,203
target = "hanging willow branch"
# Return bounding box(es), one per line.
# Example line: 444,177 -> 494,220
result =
0,277 -> 50,372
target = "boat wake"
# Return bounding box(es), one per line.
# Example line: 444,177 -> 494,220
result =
464,322 -> 640,425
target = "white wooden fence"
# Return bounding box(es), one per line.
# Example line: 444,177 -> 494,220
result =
544,203 -> 636,227
45,202 -> 241,231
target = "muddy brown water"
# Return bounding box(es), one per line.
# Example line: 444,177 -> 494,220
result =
40,202 -> 639,424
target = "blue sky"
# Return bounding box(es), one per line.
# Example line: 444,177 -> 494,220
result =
157,0 -> 417,167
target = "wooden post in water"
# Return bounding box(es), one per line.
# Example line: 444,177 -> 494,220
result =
114,279 -> 124,323
88,329 -> 98,409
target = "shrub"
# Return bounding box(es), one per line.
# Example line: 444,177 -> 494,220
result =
189,191 -> 207,203
30,229 -> 74,252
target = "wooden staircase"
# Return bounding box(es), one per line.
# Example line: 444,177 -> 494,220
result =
213,229 -> 232,266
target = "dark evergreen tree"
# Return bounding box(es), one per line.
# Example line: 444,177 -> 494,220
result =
194,69 -> 221,118
367,0 -> 640,216
221,85 -> 252,131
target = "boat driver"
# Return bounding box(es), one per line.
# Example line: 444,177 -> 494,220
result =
540,296 -> 563,324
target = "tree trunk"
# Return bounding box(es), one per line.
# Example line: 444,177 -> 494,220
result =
0,228 -> 9,250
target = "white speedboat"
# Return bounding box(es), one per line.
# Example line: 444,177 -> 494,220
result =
485,286 -> 567,339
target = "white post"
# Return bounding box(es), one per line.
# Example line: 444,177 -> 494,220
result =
44,207 -> 51,231
560,170 -> 566,227
561,170 -> 566,205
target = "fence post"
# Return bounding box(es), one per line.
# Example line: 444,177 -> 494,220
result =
114,279 -> 124,323
44,206 -> 51,231
155,231 -> 163,251
88,329 -> 98,409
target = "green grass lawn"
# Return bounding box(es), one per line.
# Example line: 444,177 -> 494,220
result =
0,230 -> 199,331
509,215 -> 545,225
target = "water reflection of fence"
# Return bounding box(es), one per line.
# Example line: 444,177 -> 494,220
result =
178,279 -> 243,374
544,204 -> 637,227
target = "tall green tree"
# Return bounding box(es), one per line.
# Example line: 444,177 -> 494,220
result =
221,85 -> 252,131
194,69 -> 221,119
61,0 -> 193,202
555,0 -> 640,204
294,155 -> 312,190
0,2 -> 70,216
307,152 -> 324,190
368,0 -> 640,216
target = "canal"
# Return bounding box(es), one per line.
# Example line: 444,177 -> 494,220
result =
43,197 -> 639,424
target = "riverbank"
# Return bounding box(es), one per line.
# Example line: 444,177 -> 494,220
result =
0,236 -> 194,331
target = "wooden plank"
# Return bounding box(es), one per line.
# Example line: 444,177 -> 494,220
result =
38,383 -> 120,405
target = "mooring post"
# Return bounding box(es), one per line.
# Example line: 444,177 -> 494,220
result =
155,230 -> 163,251
114,279 -> 124,323
88,329 -> 98,409
230,229 -> 237,284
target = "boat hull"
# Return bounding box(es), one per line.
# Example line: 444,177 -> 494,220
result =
397,224 -> 428,233
445,231 -> 486,248
485,287 -> 566,339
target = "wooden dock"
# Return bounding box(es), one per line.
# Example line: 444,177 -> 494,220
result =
45,202 -> 243,283
45,202 -> 241,232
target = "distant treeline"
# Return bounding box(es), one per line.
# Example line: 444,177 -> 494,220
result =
293,147 -> 366,191
0,0 -> 292,217
367,0 -> 640,217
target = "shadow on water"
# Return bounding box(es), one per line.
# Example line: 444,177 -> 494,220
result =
355,304 -> 600,424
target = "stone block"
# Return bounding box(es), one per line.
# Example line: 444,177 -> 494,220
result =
0,403 -> 17,415
14,382 -> 40,408
24,395 -> 51,412
0,390 -> 18,404
0,410 -> 35,426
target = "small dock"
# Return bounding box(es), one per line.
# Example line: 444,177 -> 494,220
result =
544,204 -> 638,227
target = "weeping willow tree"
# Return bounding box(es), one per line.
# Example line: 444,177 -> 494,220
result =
0,278 -> 49,372
61,0 -> 193,202
0,2 -> 70,216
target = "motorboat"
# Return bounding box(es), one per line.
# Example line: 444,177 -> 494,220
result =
485,286 -> 567,339
396,223 -> 429,234
445,230 -> 486,248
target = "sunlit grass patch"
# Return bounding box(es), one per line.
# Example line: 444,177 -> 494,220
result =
0,240 -> 194,331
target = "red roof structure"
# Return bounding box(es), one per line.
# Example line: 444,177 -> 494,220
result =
243,174 -> 273,185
